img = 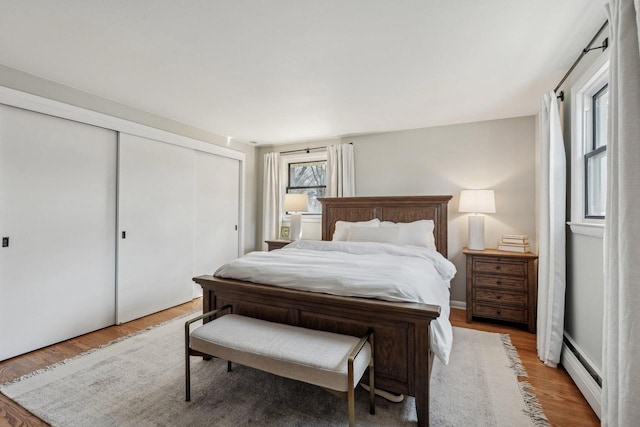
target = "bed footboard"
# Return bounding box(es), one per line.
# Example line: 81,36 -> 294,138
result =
193,275 -> 439,427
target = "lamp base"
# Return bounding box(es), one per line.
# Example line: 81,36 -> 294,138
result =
467,215 -> 485,250
290,213 -> 303,241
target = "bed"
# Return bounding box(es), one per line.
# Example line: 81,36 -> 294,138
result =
193,195 -> 452,427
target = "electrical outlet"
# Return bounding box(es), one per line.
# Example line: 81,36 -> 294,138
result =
2,237 -> 8,247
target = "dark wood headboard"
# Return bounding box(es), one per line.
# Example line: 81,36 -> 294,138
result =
318,195 -> 452,257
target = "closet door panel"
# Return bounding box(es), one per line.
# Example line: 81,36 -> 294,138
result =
117,133 -> 194,323
0,104 -> 117,361
193,151 -> 240,296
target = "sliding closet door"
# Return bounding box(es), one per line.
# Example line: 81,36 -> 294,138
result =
193,151 -> 240,296
0,104 -> 117,361
117,133 -> 194,323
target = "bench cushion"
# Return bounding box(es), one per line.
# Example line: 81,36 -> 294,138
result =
190,314 -> 371,392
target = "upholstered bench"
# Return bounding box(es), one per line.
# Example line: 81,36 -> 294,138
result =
185,305 -> 375,426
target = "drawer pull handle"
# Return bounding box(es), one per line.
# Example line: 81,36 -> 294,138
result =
495,266 -> 501,270
497,309 -> 502,315
496,280 -> 503,285
496,295 -> 502,299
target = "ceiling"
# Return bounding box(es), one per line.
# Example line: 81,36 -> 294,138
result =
0,1 -> 606,145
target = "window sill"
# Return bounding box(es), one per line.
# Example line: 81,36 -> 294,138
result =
567,222 -> 604,238
283,214 -> 322,223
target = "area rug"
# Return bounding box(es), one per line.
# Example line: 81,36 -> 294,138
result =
1,316 -> 549,426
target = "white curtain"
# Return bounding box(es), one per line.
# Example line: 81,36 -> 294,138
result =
536,91 -> 566,367
262,152 -> 281,249
326,144 -> 355,197
602,1 -> 640,425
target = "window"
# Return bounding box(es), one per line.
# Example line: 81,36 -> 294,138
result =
280,151 -> 327,217
569,50 -> 609,237
585,84 -> 608,218
286,160 -> 326,214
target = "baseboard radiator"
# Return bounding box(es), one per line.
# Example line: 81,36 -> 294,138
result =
561,334 -> 602,419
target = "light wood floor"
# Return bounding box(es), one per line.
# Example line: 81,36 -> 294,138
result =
449,309 -> 599,427
0,300 -> 599,427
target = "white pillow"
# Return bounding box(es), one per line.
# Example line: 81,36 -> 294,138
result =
380,220 -> 436,250
347,226 -> 399,244
332,218 -> 380,241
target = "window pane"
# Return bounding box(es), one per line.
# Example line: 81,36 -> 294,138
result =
593,86 -> 608,150
289,161 -> 326,188
287,187 -> 325,214
586,150 -> 607,217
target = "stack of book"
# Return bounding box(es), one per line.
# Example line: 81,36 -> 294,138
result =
498,234 -> 530,252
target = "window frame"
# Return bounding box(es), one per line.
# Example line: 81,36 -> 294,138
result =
568,50 -> 609,238
286,160 -> 327,214
583,84 -> 608,219
280,151 -> 327,222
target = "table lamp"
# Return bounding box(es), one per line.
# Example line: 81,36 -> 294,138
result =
459,189 -> 496,250
284,193 -> 309,241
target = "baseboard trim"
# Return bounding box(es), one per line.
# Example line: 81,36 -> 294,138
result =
450,300 -> 466,310
561,343 -> 602,419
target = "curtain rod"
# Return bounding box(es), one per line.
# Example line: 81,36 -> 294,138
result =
279,142 -> 353,155
554,20 -> 609,101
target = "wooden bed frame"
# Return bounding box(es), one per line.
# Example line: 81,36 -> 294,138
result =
193,195 -> 452,427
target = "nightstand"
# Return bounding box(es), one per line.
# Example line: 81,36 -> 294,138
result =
463,248 -> 538,333
265,239 -> 291,251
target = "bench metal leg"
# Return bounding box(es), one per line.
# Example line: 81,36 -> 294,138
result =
369,333 -> 375,415
185,331 -> 191,401
184,304 -> 233,402
347,328 -> 375,426
228,361 -> 232,372
348,382 -> 355,427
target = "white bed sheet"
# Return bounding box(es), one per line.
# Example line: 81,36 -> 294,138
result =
214,240 -> 456,364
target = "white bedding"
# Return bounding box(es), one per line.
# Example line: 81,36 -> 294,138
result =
214,240 -> 456,364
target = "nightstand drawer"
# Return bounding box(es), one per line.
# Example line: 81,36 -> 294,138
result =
474,289 -> 527,307
473,303 -> 527,323
472,259 -> 526,276
474,274 -> 527,291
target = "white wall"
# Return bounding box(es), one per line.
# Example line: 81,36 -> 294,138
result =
566,234 -> 604,368
353,117 -> 536,303
0,64 -> 259,253
259,116 -> 537,304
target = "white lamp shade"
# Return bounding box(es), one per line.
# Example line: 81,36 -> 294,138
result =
458,190 -> 496,213
284,193 -> 309,213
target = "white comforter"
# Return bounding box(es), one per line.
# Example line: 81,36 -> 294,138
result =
214,240 -> 456,364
